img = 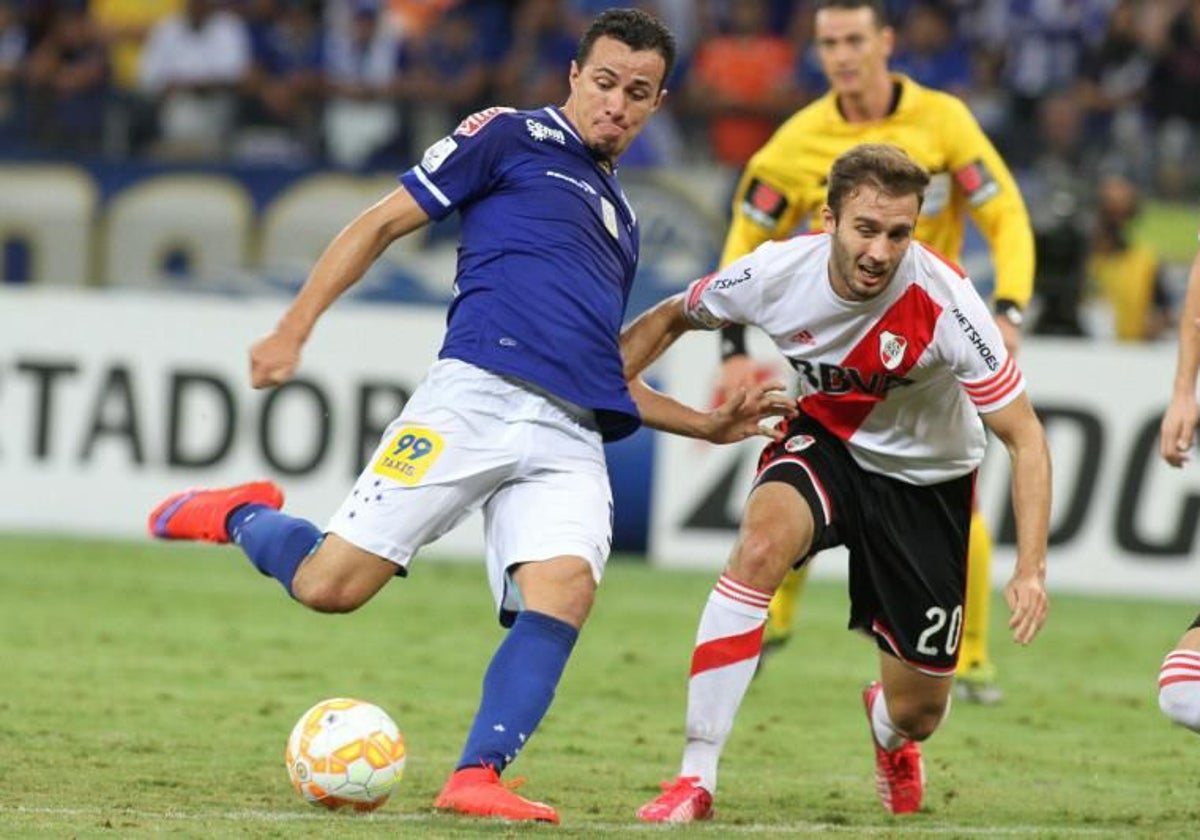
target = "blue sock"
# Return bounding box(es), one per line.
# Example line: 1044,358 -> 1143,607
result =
226,504 -> 321,598
456,610 -> 578,773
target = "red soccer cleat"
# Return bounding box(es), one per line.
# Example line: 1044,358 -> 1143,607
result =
862,681 -> 924,814
148,481 -> 284,543
433,765 -> 560,824
635,775 -> 713,823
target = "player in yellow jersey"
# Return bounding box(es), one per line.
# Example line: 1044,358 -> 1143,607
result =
716,0 -> 1034,704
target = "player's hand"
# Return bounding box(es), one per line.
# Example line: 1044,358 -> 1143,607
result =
250,330 -> 303,389
1160,392 -> 1199,468
703,380 -> 797,444
716,354 -> 760,404
1004,569 -> 1048,645
994,315 -> 1021,357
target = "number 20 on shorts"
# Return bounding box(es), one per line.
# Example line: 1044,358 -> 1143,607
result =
372,427 -> 444,485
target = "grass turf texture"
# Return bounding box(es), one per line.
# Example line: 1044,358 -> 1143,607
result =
1,534 -> 1197,838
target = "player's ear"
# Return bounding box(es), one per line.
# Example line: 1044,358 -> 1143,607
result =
821,205 -> 836,233
880,25 -> 895,58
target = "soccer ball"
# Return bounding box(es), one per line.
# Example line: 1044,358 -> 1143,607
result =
285,697 -> 406,812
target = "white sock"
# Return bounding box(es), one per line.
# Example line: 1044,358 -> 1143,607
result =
1159,649 -> 1200,732
679,574 -> 771,794
870,687 -> 908,751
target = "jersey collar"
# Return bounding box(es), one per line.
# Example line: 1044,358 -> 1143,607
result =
832,74 -> 911,125
545,105 -> 620,175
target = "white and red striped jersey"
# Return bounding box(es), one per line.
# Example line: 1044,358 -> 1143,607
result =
684,233 -> 1024,485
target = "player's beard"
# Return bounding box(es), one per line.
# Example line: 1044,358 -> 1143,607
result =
584,139 -> 618,169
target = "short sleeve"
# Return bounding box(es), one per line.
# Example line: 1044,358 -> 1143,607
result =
399,107 -> 514,222
682,250 -> 765,330
941,285 -> 1025,413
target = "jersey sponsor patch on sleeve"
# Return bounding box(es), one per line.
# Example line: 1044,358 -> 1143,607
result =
454,106 -> 515,137
739,177 -> 789,229
954,159 -> 1001,208
420,135 -> 458,173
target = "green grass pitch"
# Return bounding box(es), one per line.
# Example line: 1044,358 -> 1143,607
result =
1,534 -> 1198,838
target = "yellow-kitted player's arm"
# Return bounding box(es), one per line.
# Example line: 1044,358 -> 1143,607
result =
719,155 -> 807,268
943,97 -> 1035,353
716,153 -> 808,388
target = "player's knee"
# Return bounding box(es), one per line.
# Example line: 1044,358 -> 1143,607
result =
548,570 -> 595,627
730,531 -> 795,589
1159,681 -> 1200,733
291,571 -> 368,614
513,558 -> 596,628
889,696 -> 948,742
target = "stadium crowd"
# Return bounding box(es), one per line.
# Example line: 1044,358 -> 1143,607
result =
0,0 -> 1196,337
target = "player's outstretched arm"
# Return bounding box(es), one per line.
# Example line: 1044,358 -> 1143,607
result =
621,293 -> 694,381
1161,251 -> 1200,467
981,392 -> 1051,645
621,294 -> 794,442
250,185 -> 431,389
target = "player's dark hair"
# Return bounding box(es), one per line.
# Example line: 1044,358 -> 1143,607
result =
827,143 -> 930,218
576,8 -> 677,90
813,0 -> 888,26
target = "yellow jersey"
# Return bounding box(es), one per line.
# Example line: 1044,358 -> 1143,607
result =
721,75 -> 1034,308
1087,242 -> 1164,341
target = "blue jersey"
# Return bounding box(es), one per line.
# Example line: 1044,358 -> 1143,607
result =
400,106 -> 642,442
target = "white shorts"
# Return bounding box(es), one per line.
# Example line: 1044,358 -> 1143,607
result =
327,358 -> 613,623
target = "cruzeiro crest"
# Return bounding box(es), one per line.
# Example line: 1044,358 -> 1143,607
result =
879,330 -> 908,371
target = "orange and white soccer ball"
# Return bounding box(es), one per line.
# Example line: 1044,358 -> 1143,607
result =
285,697 -> 406,812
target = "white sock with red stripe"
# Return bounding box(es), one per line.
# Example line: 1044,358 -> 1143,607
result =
1159,649 -> 1200,732
679,574 -> 772,794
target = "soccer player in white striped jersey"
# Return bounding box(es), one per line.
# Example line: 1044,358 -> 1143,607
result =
1157,244 -> 1200,732
622,144 -> 1050,820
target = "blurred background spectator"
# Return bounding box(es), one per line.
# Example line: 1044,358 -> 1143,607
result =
0,1 -> 24,145
322,0 -> 404,169
1077,0 -> 1154,184
236,0 -> 326,163
25,3 -> 108,153
1084,172 -> 1172,340
684,0 -> 802,168
1023,90 -> 1096,338
1148,0 -> 1200,198
891,0 -> 973,99
396,5 -> 489,154
496,0 -> 576,109
137,0 -> 251,160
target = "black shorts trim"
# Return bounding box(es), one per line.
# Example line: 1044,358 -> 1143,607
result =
756,455 -> 832,527
872,618 -> 958,677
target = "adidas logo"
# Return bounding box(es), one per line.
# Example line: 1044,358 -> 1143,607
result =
790,329 -> 816,345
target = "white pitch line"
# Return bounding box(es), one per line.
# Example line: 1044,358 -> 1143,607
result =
0,805 -> 1122,835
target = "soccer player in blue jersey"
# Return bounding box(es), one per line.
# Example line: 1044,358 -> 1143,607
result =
147,8 -> 793,825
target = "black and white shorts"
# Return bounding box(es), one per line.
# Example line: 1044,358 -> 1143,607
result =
756,415 -> 974,676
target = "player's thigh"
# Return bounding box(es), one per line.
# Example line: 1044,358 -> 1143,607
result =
852,472 -> 973,676
482,425 -> 611,626
327,360 -> 519,569
748,415 -> 857,583
730,481 -> 816,589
